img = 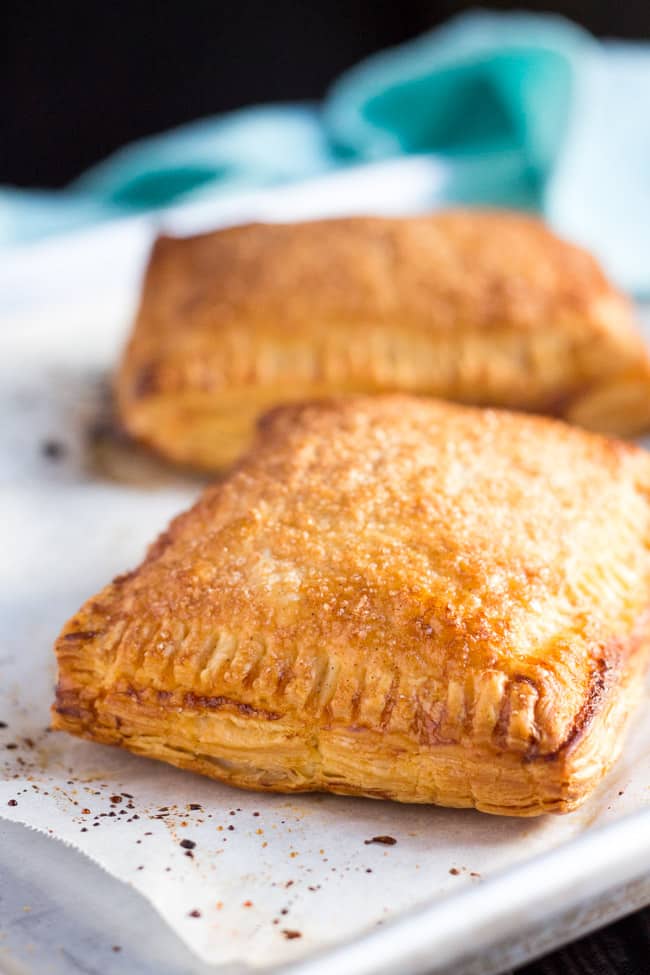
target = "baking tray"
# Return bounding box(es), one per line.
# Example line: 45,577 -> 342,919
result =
1,167 -> 650,974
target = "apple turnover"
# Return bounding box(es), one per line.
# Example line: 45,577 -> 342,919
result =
116,211 -> 650,470
53,396 -> 650,816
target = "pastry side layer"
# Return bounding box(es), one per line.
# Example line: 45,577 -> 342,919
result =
116,211 -> 650,469
53,397 -> 650,815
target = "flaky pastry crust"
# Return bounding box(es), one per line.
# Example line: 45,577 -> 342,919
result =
116,211 -> 650,469
53,397 -> 650,815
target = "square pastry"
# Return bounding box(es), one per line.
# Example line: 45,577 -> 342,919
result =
115,212 -> 650,470
53,397 -> 650,816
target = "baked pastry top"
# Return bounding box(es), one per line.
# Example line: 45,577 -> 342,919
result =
53,396 -> 650,816
116,211 -> 650,470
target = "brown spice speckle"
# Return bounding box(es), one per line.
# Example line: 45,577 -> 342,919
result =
282,930 -> 302,940
364,835 -> 397,846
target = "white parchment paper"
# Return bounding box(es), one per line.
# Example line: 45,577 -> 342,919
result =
1,211 -> 649,969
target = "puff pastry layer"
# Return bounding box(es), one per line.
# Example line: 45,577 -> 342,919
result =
54,397 -> 650,815
116,211 -> 650,470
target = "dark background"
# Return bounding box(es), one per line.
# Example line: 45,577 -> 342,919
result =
2,0 -> 650,188
3,2 -> 650,973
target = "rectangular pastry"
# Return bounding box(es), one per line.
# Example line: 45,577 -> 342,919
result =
116,211 -> 650,470
53,396 -> 650,816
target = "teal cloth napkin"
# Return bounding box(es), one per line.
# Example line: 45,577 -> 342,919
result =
3,10 -> 650,293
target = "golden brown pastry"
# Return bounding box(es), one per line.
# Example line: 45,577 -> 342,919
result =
53,396 -> 650,816
116,211 -> 650,470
